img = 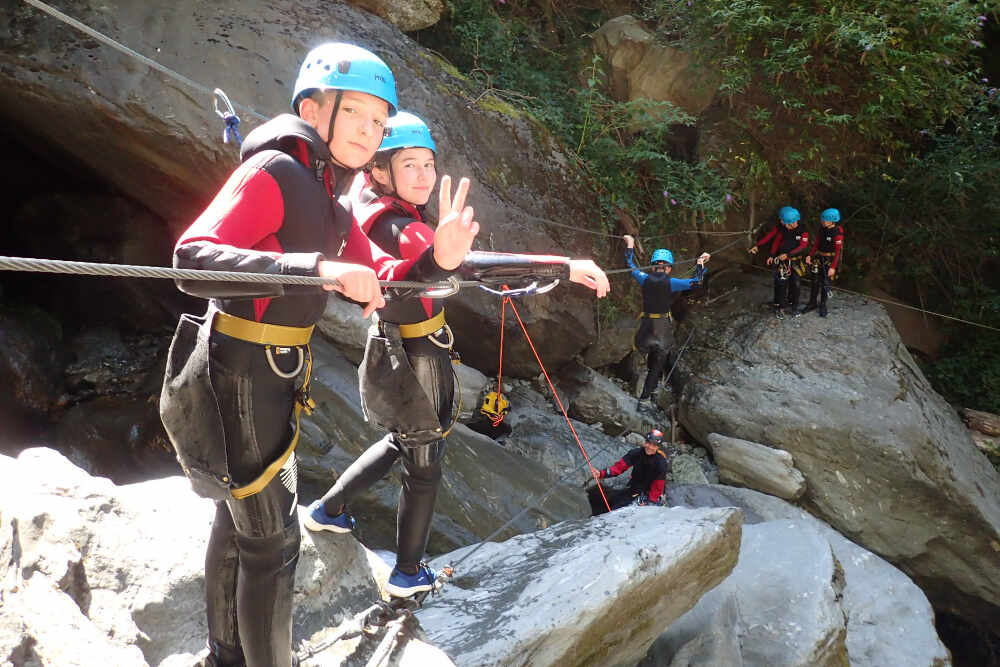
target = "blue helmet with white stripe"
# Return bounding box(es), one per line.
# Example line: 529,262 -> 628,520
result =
292,43 -> 398,116
377,111 -> 436,155
821,208 -> 841,223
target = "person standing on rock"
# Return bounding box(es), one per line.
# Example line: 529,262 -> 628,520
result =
802,208 -> 844,318
305,110 -> 611,598
159,44 -> 479,667
623,235 -> 709,401
586,429 -> 670,514
748,206 -> 809,319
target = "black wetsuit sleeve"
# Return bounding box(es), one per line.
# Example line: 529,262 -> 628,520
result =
174,242 -> 324,299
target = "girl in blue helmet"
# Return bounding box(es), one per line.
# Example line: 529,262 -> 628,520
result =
802,208 -> 844,317
161,44 -> 479,667
623,235 -> 710,400
748,206 -> 810,319
306,110 -> 611,598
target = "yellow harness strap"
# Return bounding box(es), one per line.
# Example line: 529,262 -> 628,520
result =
210,311 -> 315,500
213,310 -> 314,346
397,309 -> 447,339
639,312 -> 672,320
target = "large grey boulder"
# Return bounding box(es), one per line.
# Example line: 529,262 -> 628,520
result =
591,15 -> 719,115
418,505 -> 743,667
1,0 -> 604,375
675,276 -> 1000,628
645,519 -> 851,667
707,432 -> 806,500
660,485 -> 951,667
0,447 -> 447,666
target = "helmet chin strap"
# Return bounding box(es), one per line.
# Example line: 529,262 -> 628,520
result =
325,90 -> 345,167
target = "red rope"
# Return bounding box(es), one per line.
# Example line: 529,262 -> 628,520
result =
504,297 -> 612,513
491,291 -> 508,428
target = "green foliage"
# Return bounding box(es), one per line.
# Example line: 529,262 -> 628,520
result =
574,54 -> 732,230
420,1 -> 734,236
642,0 -> 993,197
841,94 -> 1000,411
418,0 -> 1000,411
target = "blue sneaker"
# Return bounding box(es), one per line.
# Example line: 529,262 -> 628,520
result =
304,500 -> 355,534
386,563 -> 437,597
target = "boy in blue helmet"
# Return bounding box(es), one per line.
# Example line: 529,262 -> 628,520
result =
160,44 -> 478,667
623,235 -> 709,400
307,111 -> 610,598
749,206 -> 810,319
802,208 -> 844,317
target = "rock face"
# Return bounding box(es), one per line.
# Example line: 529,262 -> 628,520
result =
1,0 -> 604,375
659,485 -> 951,667
675,275 -> 1000,628
1,448 -> 746,667
418,505 -> 743,667
651,519 -> 851,667
345,0 -> 444,31
591,15 -> 719,115
296,337 -> 590,554
707,432 -> 806,500
556,359 -> 652,435
0,448 -> 445,667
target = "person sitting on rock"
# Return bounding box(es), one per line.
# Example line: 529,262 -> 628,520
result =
587,429 -> 670,515
802,208 -> 844,318
305,110 -> 611,599
748,206 -> 809,319
623,235 -> 709,401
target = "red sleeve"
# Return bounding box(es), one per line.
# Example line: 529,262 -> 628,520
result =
608,458 -> 631,477
648,479 -> 665,503
339,222 -> 419,280
177,164 -> 283,253
832,230 -> 844,270
789,231 -> 809,256
398,221 -> 436,262
756,226 -> 778,249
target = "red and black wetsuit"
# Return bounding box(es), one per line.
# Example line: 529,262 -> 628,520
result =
316,173 -> 453,574
317,173 -> 573,575
160,115 -> 448,667
754,224 -> 809,310
806,223 -> 844,314
589,447 -> 669,514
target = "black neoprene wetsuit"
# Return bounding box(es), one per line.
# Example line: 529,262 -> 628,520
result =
159,115 -> 447,667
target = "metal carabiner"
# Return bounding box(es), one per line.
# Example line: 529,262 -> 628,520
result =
419,275 -> 462,299
213,88 -> 242,145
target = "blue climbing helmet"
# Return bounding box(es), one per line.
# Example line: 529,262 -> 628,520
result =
377,111 -> 436,155
651,249 -> 674,265
291,43 -> 398,116
779,206 -> 801,225
821,208 -> 841,223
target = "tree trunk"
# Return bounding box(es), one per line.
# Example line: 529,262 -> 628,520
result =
962,408 -> 1000,437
